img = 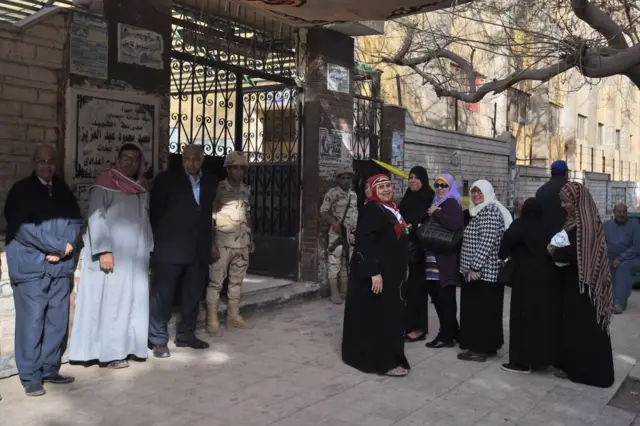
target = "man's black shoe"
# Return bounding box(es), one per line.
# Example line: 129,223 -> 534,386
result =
152,344 -> 171,358
175,337 -> 210,350
23,383 -> 46,397
43,373 -> 75,385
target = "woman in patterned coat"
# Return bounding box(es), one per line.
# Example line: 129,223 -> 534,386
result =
458,180 -> 512,362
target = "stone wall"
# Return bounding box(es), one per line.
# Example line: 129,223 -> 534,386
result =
403,112 -> 511,202
515,166 -> 549,199
612,181 -> 640,210
584,172 -> 611,219
0,10 -> 68,232
514,164 -> 629,220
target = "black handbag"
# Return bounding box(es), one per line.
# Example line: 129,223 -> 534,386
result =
416,217 -> 462,254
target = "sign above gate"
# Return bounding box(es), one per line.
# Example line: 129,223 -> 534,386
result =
183,0 -> 468,26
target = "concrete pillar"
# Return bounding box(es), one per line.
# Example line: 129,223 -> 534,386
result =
300,28 -> 354,283
101,0 -> 172,172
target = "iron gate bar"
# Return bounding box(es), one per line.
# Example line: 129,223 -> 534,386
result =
171,51 -> 295,86
234,72 -> 243,150
173,18 -> 296,60
172,3 -> 298,82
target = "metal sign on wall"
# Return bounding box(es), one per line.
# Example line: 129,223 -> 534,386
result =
231,0 -> 469,25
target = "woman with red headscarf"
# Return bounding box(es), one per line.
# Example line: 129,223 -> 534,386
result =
342,174 -> 411,377
69,143 -> 153,370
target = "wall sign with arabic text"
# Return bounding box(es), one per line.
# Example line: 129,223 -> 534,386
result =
117,24 -> 164,70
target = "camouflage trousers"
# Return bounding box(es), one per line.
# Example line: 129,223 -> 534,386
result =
327,233 -> 349,280
208,245 -> 250,304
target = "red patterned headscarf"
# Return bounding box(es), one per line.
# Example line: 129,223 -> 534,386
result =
366,174 -> 407,239
93,143 -> 148,195
561,182 -> 613,328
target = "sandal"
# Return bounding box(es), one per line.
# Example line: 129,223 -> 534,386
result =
384,366 -> 409,377
106,360 -> 129,369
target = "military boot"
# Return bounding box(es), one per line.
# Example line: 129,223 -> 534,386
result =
206,297 -> 223,337
329,278 -> 343,304
227,300 -> 253,329
338,275 -> 348,300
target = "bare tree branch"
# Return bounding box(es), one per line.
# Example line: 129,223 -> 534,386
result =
571,0 -> 628,49
372,0 -> 640,103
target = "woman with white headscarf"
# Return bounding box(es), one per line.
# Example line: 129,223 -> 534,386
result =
458,180 -> 512,362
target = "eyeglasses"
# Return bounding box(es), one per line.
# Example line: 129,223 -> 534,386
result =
470,188 -> 482,195
35,160 -> 55,167
434,183 -> 449,189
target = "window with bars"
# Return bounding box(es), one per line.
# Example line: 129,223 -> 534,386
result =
549,104 -> 561,135
507,89 -> 529,125
576,114 -> 587,140
596,123 -> 604,146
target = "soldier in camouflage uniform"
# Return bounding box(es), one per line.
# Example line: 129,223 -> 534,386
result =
206,151 -> 254,337
320,165 -> 358,304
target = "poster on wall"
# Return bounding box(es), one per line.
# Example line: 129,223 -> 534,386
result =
319,127 -> 352,179
327,63 -> 349,94
73,94 -> 156,180
391,131 -> 404,159
69,12 -> 108,79
117,24 -> 164,70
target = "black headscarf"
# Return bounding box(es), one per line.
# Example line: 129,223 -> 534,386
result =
399,166 -> 435,226
518,197 -> 549,254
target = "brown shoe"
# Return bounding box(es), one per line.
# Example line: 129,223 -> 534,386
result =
329,278 -> 343,304
206,297 -> 223,337
338,276 -> 348,300
228,301 -> 253,329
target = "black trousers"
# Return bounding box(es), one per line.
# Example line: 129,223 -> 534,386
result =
148,262 -> 207,345
404,263 -> 428,334
427,281 -> 459,343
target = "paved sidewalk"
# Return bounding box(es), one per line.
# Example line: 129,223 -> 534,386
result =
1,289 -> 640,426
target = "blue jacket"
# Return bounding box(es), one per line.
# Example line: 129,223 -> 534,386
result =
4,173 -> 82,283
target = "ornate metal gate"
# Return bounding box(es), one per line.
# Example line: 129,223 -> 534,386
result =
352,69 -> 384,206
169,5 -> 303,279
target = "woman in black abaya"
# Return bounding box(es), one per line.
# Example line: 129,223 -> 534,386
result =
342,174 -> 410,377
549,182 -> 614,388
499,198 -> 559,373
398,166 -> 434,342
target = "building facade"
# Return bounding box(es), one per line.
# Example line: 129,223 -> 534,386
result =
356,12 -> 640,179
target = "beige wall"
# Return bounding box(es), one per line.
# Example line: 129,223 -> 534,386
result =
0,12 -> 67,232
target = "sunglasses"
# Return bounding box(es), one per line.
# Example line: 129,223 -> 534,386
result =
434,183 -> 449,189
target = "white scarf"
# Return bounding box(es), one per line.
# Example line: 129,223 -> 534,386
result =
381,204 -> 403,223
468,180 -> 513,229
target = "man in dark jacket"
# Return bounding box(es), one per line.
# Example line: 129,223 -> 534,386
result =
4,144 -> 82,397
148,144 -> 218,358
536,160 -> 569,238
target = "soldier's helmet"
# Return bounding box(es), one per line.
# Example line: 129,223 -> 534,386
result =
224,151 -> 249,168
